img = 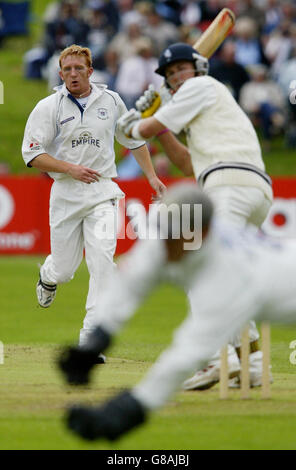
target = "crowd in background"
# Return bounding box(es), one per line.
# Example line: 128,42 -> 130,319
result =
22,0 -> 296,171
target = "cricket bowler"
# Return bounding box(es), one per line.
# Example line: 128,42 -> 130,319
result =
21,44 -> 165,351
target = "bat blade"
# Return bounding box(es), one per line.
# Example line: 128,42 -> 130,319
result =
193,8 -> 235,58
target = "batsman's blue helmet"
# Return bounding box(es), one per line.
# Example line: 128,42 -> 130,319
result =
155,43 -> 209,77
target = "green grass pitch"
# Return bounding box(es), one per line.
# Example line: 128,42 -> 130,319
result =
1,256 -> 296,450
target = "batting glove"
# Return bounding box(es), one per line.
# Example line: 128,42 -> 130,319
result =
117,109 -> 142,138
66,391 -> 147,441
136,84 -> 162,118
136,84 -> 173,118
58,326 -> 111,385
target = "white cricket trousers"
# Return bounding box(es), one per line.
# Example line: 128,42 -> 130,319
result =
40,178 -> 123,345
204,184 -> 272,347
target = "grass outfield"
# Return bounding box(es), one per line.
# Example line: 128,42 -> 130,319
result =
1,256 -> 296,450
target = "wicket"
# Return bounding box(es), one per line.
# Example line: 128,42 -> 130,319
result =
220,323 -> 271,399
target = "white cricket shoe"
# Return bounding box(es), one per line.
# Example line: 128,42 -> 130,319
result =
183,349 -> 240,391
36,276 -> 57,308
228,350 -> 273,388
95,353 -> 106,364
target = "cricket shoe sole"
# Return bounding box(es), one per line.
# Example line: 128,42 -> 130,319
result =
36,276 -> 57,308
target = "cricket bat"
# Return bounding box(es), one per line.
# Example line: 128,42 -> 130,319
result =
141,9 -> 235,118
193,8 -> 236,58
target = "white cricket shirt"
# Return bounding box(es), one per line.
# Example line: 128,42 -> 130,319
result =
22,82 -> 145,180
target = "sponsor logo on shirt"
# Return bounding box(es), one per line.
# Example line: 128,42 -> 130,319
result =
72,131 -> 100,149
60,116 -> 75,125
29,142 -> 41,151
97,108 -> 108,120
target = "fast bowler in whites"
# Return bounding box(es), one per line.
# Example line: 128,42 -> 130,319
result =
21,45 -> 165,352
116,41 -> 274,391
61,182 -> 296,442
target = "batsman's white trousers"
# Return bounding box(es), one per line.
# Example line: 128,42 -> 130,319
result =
40,177 -> 123,345
204,184 -> 272,347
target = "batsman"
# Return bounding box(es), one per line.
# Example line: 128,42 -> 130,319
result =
116,41 -> 274,391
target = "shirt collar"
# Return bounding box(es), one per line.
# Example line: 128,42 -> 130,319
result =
54,82 -> 108,100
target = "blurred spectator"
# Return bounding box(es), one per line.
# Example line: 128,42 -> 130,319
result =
180,0 -> 201,26
116,0 -> 141,31
281,0 -> 296,24
233,16 -> 269,67
264,21 -> 296,79
153,153 -> 171,177
262,0 -> 282,34
0,9 -> 4,47
94,47 -> 119,90
277,45 -> 296,147
153,0 -> 183,26
198,0 -> 221,23
115,37 -> 163,108
178,24 -> 201,47
84,2 -> 113,65
44,0 -> 89,56
116,150 -> 142,179
117,143 -> 164,179
43,1 -> 62,23
109,13 -> 144,63
237,0 -> 266,32
86,0 -> 120,35
139,3 -> 180,55
43,52 -> 61,90
239,64 -> 286,147
210,40 -> 250,102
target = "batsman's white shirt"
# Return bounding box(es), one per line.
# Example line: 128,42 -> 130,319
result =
22,83 -> 145,344
154,75 -> 272,203
91,221 -> 296,409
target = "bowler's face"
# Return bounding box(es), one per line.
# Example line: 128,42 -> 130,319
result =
59,55 -> 93,97
165,61 -> 195,92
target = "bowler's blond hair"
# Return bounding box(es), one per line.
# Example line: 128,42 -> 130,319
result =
59,45 -> 92,68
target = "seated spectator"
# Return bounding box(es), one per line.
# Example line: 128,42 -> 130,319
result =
277,45 -> 296,147
109,13 -> 145,63
178,24 -> 202,47
117,143 -> 164,179
115,37 -> 163,109
153,0 -> 182,27
237,0 -> 266,32
85,1 -> 113,65
281,0 -> 296,24
115,0 -> 137,32
264,21 -> 296,79
233,16 -> 269,67
86,0 -> 119,35
180,0 -> 202,27
239,64 -> 286,148
43,2 -> 90,74
262,0 -> 282,34
152,153 -> 171,177
198,0 -> 221,23
210,40 -> 250,102
44,0 -> 89,56
93,47 -> 119,90
139,3 -> 180,55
